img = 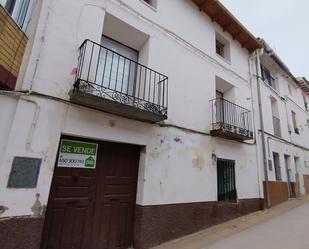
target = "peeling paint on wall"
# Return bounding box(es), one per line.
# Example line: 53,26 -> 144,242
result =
192,153 -> 205,171
31,193 -> 43,216
0,206 -> 8,216
174,136 -> 182,143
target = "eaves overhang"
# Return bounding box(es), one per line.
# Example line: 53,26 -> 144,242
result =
297,77 -> 309,94
191,0 -> 262,53
258,38 -> 308,93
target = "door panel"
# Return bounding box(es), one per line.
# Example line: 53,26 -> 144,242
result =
91,142 -> 140,249
215,91 -> 224,123
41,138 -> 140,249
41,167 -> 96,249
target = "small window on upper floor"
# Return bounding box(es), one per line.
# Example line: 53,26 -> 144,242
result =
216,40 -> 225,57
142,0 -> 157,8
261,65 -> 277,91
303,96 -> 308,111
288,84 -> 292,96
291,111 -> 299,135
215,32 -> 230,62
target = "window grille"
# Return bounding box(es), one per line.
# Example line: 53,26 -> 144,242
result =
217,159 -> 237,202
216,40 -> 225,57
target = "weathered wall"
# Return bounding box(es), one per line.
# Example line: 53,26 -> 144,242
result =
0,0 -> 261,219
0,216 -> 44,249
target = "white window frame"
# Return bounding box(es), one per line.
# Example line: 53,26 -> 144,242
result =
1,0 -> 32,30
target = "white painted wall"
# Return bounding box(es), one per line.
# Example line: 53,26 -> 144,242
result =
0,0 -> 261,217
254,54 -> 309,194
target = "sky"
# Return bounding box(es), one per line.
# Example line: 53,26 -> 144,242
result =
219,0 -> 309,79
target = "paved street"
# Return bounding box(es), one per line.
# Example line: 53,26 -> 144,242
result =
206,202 -> 309,249
155,197 -> 309,249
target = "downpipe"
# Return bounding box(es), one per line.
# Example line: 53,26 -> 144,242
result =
254,50 -> 271,208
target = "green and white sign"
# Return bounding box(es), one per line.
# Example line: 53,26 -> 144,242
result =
58,139 -> 98,169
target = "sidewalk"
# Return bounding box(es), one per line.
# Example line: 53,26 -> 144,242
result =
153,196 -> 309,249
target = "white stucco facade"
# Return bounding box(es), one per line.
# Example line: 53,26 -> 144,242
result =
252,45 -> 309,197
0,0 -> 263,218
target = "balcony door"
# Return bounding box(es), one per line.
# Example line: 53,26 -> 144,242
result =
96,36 -> 138,98
216,91 -> 224,123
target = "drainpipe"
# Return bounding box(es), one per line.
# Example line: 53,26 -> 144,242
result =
254,50 -> 270,208
282,97 -> 293,198
283,99 -> 292,142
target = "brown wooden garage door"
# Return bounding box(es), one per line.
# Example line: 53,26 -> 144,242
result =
40,136 -> 140,249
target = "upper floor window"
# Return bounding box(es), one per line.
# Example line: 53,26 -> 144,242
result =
271,98 -> 281,137
291,111 -> 299,135
216,40 -> 225,57
1,0 -> 31,29
261,65 -> 277,90
288,84 -> 292,96
215,32 -> 230,62
142,0 -> 157,8
303,96 -> 308,111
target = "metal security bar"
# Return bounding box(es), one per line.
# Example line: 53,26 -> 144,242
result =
210,98 -> 253,139
74,39 -> 168,117
217,159 -> 237,202
261,65 -> 277,90
272,116 -> 281,137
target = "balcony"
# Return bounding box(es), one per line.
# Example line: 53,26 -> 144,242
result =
0,5 -> 27,90
272,116 -> 281,137
70,40 -> 168,122
210,98 -> 253,141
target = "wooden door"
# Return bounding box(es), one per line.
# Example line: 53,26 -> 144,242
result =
40,166 -> 96,249
91,142 -> 140,249
41,137 -> 140,249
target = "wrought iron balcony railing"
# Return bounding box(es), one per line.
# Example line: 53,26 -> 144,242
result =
210,98 -> 253,140
272,116 -> 281,137
0,5 -> 27,90
70,39 -> 168,122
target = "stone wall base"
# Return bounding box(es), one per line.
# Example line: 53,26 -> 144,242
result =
134,198 -> 263,249
1,199 -> 263,249
0,216 -> 44,249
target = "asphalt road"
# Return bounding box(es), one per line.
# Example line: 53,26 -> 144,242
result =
206,203 -> 309,249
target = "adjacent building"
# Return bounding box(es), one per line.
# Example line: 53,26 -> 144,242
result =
0,1 -> 307,249
251,39 -> 309,207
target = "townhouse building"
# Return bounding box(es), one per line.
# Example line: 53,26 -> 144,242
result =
252,39 -> 309,207
1,0 -> 307,249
